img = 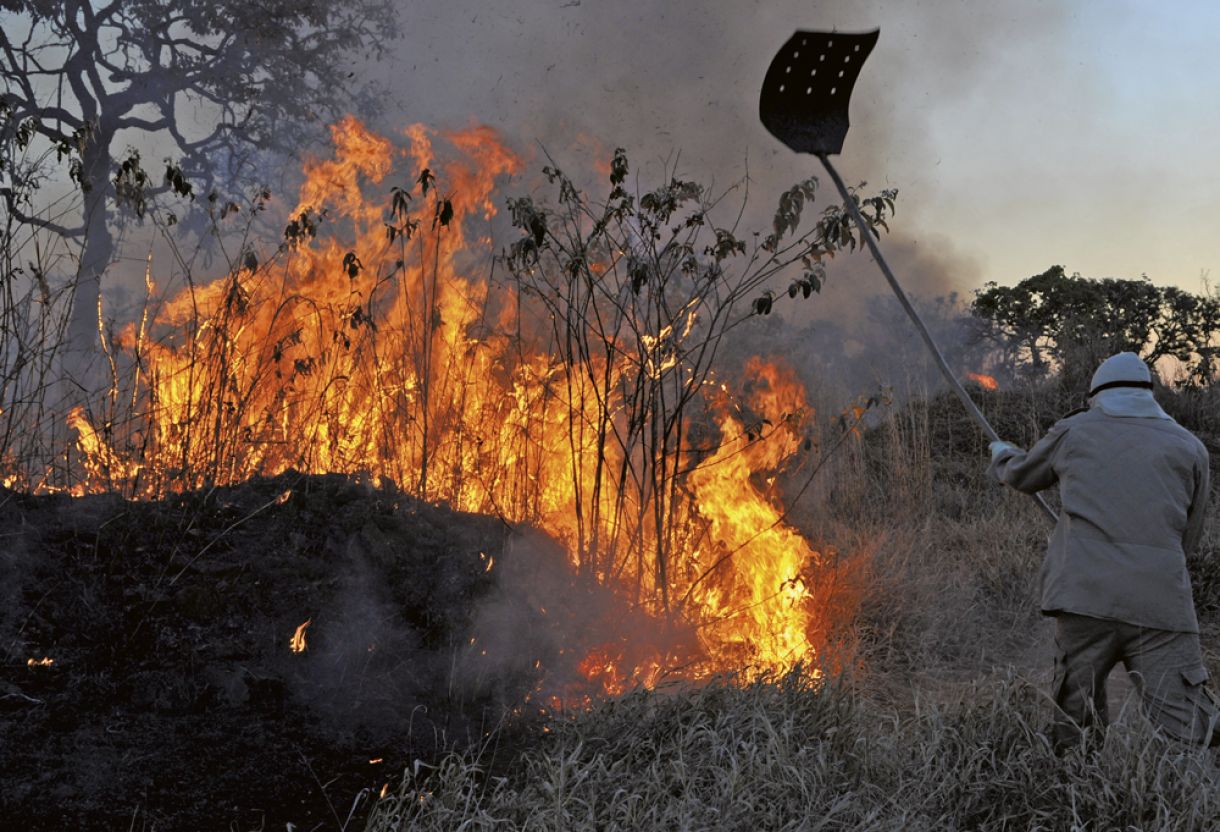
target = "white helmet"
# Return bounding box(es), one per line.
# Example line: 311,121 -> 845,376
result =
1089,352 -> 1153,398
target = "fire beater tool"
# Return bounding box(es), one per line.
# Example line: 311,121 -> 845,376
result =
759,29 -> 1057,522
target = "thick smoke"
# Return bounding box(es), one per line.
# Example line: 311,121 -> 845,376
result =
287,509 -> 697,746
728,231 -> 996,404
372,0 -> 1070,399
376,2 -> 1070,248
458,529 -> 700,704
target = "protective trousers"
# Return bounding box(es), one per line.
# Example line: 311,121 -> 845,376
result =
1053,612 -> 1219,750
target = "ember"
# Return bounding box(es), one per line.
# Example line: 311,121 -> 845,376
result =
26,657 -> 54,667
290,619 -> 312,653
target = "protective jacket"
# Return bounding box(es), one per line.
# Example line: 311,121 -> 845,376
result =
990,400 -> 1209,633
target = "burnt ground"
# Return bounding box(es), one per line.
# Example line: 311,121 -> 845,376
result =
0,473 -> 569,831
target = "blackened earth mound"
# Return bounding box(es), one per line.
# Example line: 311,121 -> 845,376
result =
0,472 -> 553,830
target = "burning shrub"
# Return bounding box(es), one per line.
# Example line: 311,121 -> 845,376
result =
19,118 -> 900,686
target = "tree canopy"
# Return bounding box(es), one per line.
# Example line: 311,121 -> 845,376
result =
971,265 -> 1220,386
0,0 -> 398,364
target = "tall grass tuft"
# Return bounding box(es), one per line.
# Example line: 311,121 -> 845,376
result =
368,670 -> 1220,831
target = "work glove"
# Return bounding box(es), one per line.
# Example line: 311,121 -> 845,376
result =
989,440 -> 1018,461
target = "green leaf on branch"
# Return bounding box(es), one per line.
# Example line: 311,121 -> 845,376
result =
163,161 -> 194,199
113,149 -> 151,218
390,186 -> 411,220
705,228 -> 745,261
434,198 -> 454,229
786,267 -> 825,299
283,209 -> 326,247
506,196 -> 548,253
752,290 -> 774,316
610,148 -> 628,187
629,258 -> 649,294
771,177 -> 819,242
641,178 -> 702,224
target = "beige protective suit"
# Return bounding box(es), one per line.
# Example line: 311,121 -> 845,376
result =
990,353 -> 1216,748
991,403 -> 1208,633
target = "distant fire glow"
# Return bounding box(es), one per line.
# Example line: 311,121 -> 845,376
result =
967,372 -> 999,391
26,657 -> 54,667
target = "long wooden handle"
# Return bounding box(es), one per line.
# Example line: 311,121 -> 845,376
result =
817,154 -> 1058,523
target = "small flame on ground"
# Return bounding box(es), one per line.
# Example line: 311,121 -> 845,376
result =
369,758 -> 383,765
380,783 -> 390,799
966,372 -> 999,391
26,657 -> 54,667
290,619 -> 312,653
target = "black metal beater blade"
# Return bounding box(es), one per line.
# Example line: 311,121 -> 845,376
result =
758,27 -> 1057,522
759,29 -> 879,155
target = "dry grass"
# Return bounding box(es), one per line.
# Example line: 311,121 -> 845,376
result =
368,672 -> 1220,831
365,382 -> 1220,832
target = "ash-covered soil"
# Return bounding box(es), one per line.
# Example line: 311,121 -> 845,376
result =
0,473 -> 583,830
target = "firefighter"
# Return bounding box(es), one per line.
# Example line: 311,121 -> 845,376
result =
989,351 -> 1218,750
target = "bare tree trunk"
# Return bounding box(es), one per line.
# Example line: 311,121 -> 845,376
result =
65,136 -> 114,394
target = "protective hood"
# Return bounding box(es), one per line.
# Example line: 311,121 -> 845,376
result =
1089,352 -> 1152,396
1087,352 -> 1168,418
1090,387 -> 1171,419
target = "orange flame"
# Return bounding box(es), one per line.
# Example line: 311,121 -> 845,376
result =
966,372 -> 999,391
65,118 -> 846,694
26,657 -> 54,667
290,619 -> 312,653
686,359 -> 818,669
